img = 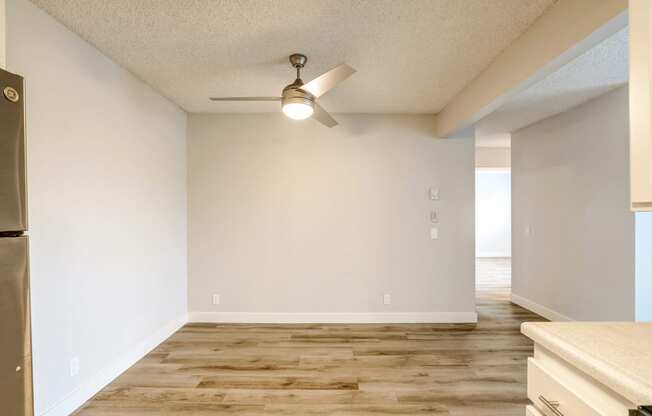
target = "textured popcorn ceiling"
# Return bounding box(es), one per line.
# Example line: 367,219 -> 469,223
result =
476,27 -> 628,137
29,0 -> 555,113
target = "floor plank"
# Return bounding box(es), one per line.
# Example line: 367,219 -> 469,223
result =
75,257 -> 544,415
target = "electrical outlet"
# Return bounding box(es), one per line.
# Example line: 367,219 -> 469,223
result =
430,227 -> 439,240
70,357 -> 80,377
383,294 -> 392,305
212,294 -> 220,305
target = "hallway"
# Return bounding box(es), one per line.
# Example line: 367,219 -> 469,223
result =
476,257 -> 512,298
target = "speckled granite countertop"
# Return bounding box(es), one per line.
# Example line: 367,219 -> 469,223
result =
521,322 -> 652,406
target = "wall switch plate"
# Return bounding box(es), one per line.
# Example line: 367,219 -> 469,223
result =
429,187 -> 440,200
383,294 -> 391,305
430,227 -> 439,240
212,294 -> 220,305
70,357 -> 80,377
430,209 -> 439,223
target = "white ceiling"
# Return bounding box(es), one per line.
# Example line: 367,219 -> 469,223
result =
475,27 -> 628,139
30,0 -> 555,113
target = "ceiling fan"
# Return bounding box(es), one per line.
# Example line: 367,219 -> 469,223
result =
209,54 -> 356,128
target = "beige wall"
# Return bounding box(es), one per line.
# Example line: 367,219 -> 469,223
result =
475,147 -> 510,169
512,87 -> 635,321
187,114 -> 476,323
7,0 -> 188,414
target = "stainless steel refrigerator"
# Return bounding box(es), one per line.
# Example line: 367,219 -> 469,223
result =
1,67 -> 34,416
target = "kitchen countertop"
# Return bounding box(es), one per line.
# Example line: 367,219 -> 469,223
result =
521,322 -> 652,406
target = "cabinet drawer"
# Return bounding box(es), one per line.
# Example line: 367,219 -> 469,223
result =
528,357 -> 602,416
526,405 -> 545,416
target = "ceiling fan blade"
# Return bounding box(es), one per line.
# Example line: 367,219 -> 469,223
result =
209,97 -> 281,101
312,103 -> 338,128
302,64 -> 356,98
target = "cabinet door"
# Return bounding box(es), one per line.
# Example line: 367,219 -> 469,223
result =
528,358 -> 603,416
526,405 -> 545,416
630,0 -> 652,211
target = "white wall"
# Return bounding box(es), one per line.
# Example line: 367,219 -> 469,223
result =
636,212 -> 652,321
475,147 -> 511,169
188,114 -> 476,323
512,87 -> 635,321
6,1 -> 188,415
475,170 -> 511,257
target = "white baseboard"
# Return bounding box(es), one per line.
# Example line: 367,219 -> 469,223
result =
510,293 -> 572,322
477,252 -> 511,258
40,314 -> 187,416
188,311 -> 478,324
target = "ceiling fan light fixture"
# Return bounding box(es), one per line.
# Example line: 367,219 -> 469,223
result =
210,53 -> 356,127
282,98 -> 314,120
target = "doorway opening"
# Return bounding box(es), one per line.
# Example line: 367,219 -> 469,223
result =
475,145 -> 512,299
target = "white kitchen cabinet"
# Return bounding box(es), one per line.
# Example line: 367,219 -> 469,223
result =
526,405 -> 545,416
522,322 -> 652,416
630,0 -> 652,211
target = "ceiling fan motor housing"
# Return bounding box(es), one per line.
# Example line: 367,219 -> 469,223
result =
281,80 -> 314,111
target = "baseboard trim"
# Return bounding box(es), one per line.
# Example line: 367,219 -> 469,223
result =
188,311 -> 478,324
40,314 -> 187,416
510,293 -> 572,321
476,252 -> 511,258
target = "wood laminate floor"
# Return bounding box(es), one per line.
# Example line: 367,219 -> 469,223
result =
76,259 -> 544,415
476,257 -> 511,293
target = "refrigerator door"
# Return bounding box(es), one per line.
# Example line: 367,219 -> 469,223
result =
0,68 -> 27,233
0,356 -> 34,416
0,236 -> 33,416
